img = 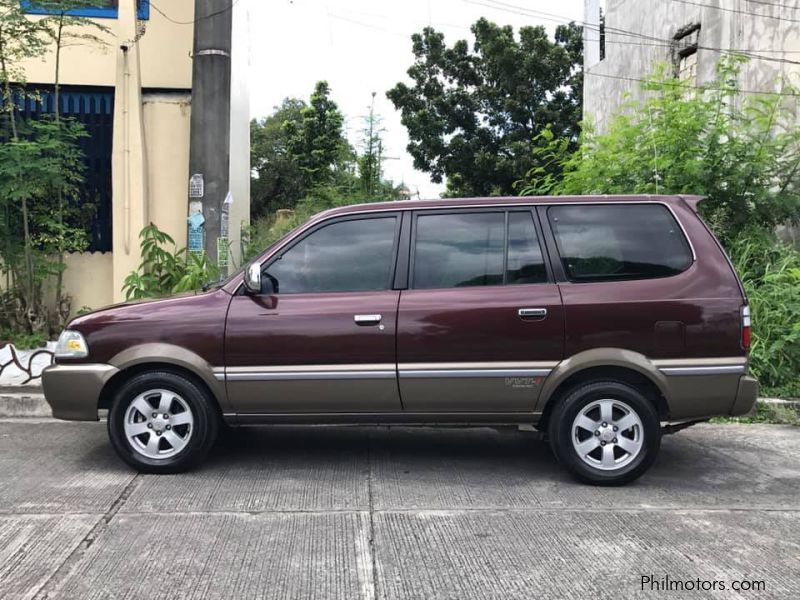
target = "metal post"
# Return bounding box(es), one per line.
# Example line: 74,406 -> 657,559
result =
188,0 -> 232,267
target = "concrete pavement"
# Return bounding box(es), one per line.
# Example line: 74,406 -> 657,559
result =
0,421 -> 798,599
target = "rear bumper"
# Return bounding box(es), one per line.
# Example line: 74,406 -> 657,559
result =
730,376 -> 759,416
41,363 -> 118,421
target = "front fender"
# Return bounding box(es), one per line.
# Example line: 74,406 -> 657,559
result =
109,343 -> 229,412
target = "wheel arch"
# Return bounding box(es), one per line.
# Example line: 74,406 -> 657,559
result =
98,344 -> 228,414
536,349 -> 670,430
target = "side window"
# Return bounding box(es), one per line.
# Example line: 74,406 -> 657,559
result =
412,210 -> 548,289
265,217 -> 397,294
549,204 -> 693,282
413,212 -> 505,289
507,211 -> 547,284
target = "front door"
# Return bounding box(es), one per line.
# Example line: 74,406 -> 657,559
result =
224,213 -> 403,414
397,209 -> 564,412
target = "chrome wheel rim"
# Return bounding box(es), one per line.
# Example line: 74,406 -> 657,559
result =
123,389 -> 194,459
571,398 -> 644,471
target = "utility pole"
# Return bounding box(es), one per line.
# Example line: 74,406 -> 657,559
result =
188,0 -> 232,270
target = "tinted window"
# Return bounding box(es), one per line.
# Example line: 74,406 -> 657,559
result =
414,212 -> 505,289
549,204 -> 693,282
507,211 -> 547,284
265,217 -> 396,293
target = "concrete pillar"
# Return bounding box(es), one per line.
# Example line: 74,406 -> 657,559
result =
111,0 -> 148,301
227,0 -> 251,271
584,0 -> 601,70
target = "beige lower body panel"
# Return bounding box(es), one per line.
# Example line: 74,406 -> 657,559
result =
227,379 -> 401,413
399,376 -> 546,412
398,362 -> 555,412
661,373 -> 742,419
655,357 -> 750,420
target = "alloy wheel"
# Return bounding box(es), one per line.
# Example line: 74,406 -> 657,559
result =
123,389 -> 194,459
570,398 -> 644,471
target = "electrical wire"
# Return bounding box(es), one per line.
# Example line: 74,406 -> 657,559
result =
745,0 -> 800,8
149,0 -> 241,26
585,69 -> 799,97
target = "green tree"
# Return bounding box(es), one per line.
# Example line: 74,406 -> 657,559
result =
387,18 -> 582,197
38,1 -> 107,322
358,92 -> 384,200
250,98 -> 307,218
0,0 -> 100,335
285,81 -> 351,189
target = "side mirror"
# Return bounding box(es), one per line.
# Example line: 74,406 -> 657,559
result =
243,263 -> 261,294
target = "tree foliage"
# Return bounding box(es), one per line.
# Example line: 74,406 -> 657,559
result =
285,81 -> 352,189
250,83 -> 405,221
250,98 -> 307,217
0,1 -> 105,335
387,18 -> 583,197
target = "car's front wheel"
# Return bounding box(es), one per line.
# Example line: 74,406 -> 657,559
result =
548,381 -> 661,485
108,370 -> 219,473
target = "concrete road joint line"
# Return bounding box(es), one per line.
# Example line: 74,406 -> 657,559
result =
101,506 -> 800,516
363,431 -> 379,600
32,473 -> 142,600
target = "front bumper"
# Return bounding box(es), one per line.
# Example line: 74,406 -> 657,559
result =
731,375 -> 760,416
41,363 -> 119,421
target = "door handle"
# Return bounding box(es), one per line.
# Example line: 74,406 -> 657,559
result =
354,314 -> 382,326
518,308 -> 547,319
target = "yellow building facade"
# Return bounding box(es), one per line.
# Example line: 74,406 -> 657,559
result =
16,0 -> 249,310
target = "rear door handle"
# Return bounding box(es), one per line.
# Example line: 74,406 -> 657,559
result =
354,314 -> 382,326
518,308 -> 547,320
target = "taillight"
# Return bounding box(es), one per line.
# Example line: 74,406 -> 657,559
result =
741,305 -> 751,350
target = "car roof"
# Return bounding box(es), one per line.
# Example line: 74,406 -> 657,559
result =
316,194 -> 703,219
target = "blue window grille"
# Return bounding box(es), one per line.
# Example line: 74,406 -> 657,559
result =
10,86 -> 115,252
21,1 -> 150,20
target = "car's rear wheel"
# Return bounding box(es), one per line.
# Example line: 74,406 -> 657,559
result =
108,370 -> 219,473
548,380 -> 661,485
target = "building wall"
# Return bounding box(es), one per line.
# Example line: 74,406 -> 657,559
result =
19,1 -> 193,90
16,1 -> 195,309
143,93 -> 193,250
584,0 -> 800,131
62,253 -> 114,312
15,0 -> 251,311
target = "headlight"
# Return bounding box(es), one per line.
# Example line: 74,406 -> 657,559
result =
55,330 -> 89,358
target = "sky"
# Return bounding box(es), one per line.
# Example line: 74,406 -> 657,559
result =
247,0 -> 585,199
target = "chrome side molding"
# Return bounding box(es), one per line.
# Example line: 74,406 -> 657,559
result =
659,365 -> 746,376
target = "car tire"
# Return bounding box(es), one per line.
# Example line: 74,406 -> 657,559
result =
548,380 -> 661,486
108,370 -> 219,474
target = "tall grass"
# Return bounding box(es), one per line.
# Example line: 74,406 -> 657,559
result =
728,232 -> 800,397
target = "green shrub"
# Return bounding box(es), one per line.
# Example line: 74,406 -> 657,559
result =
0,329 -> 47,350
122,224 -> 219,300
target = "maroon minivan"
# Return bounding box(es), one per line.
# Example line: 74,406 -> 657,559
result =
43,195 -> 758,485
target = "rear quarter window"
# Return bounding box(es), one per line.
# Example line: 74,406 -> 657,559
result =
548,204 -> 693,282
